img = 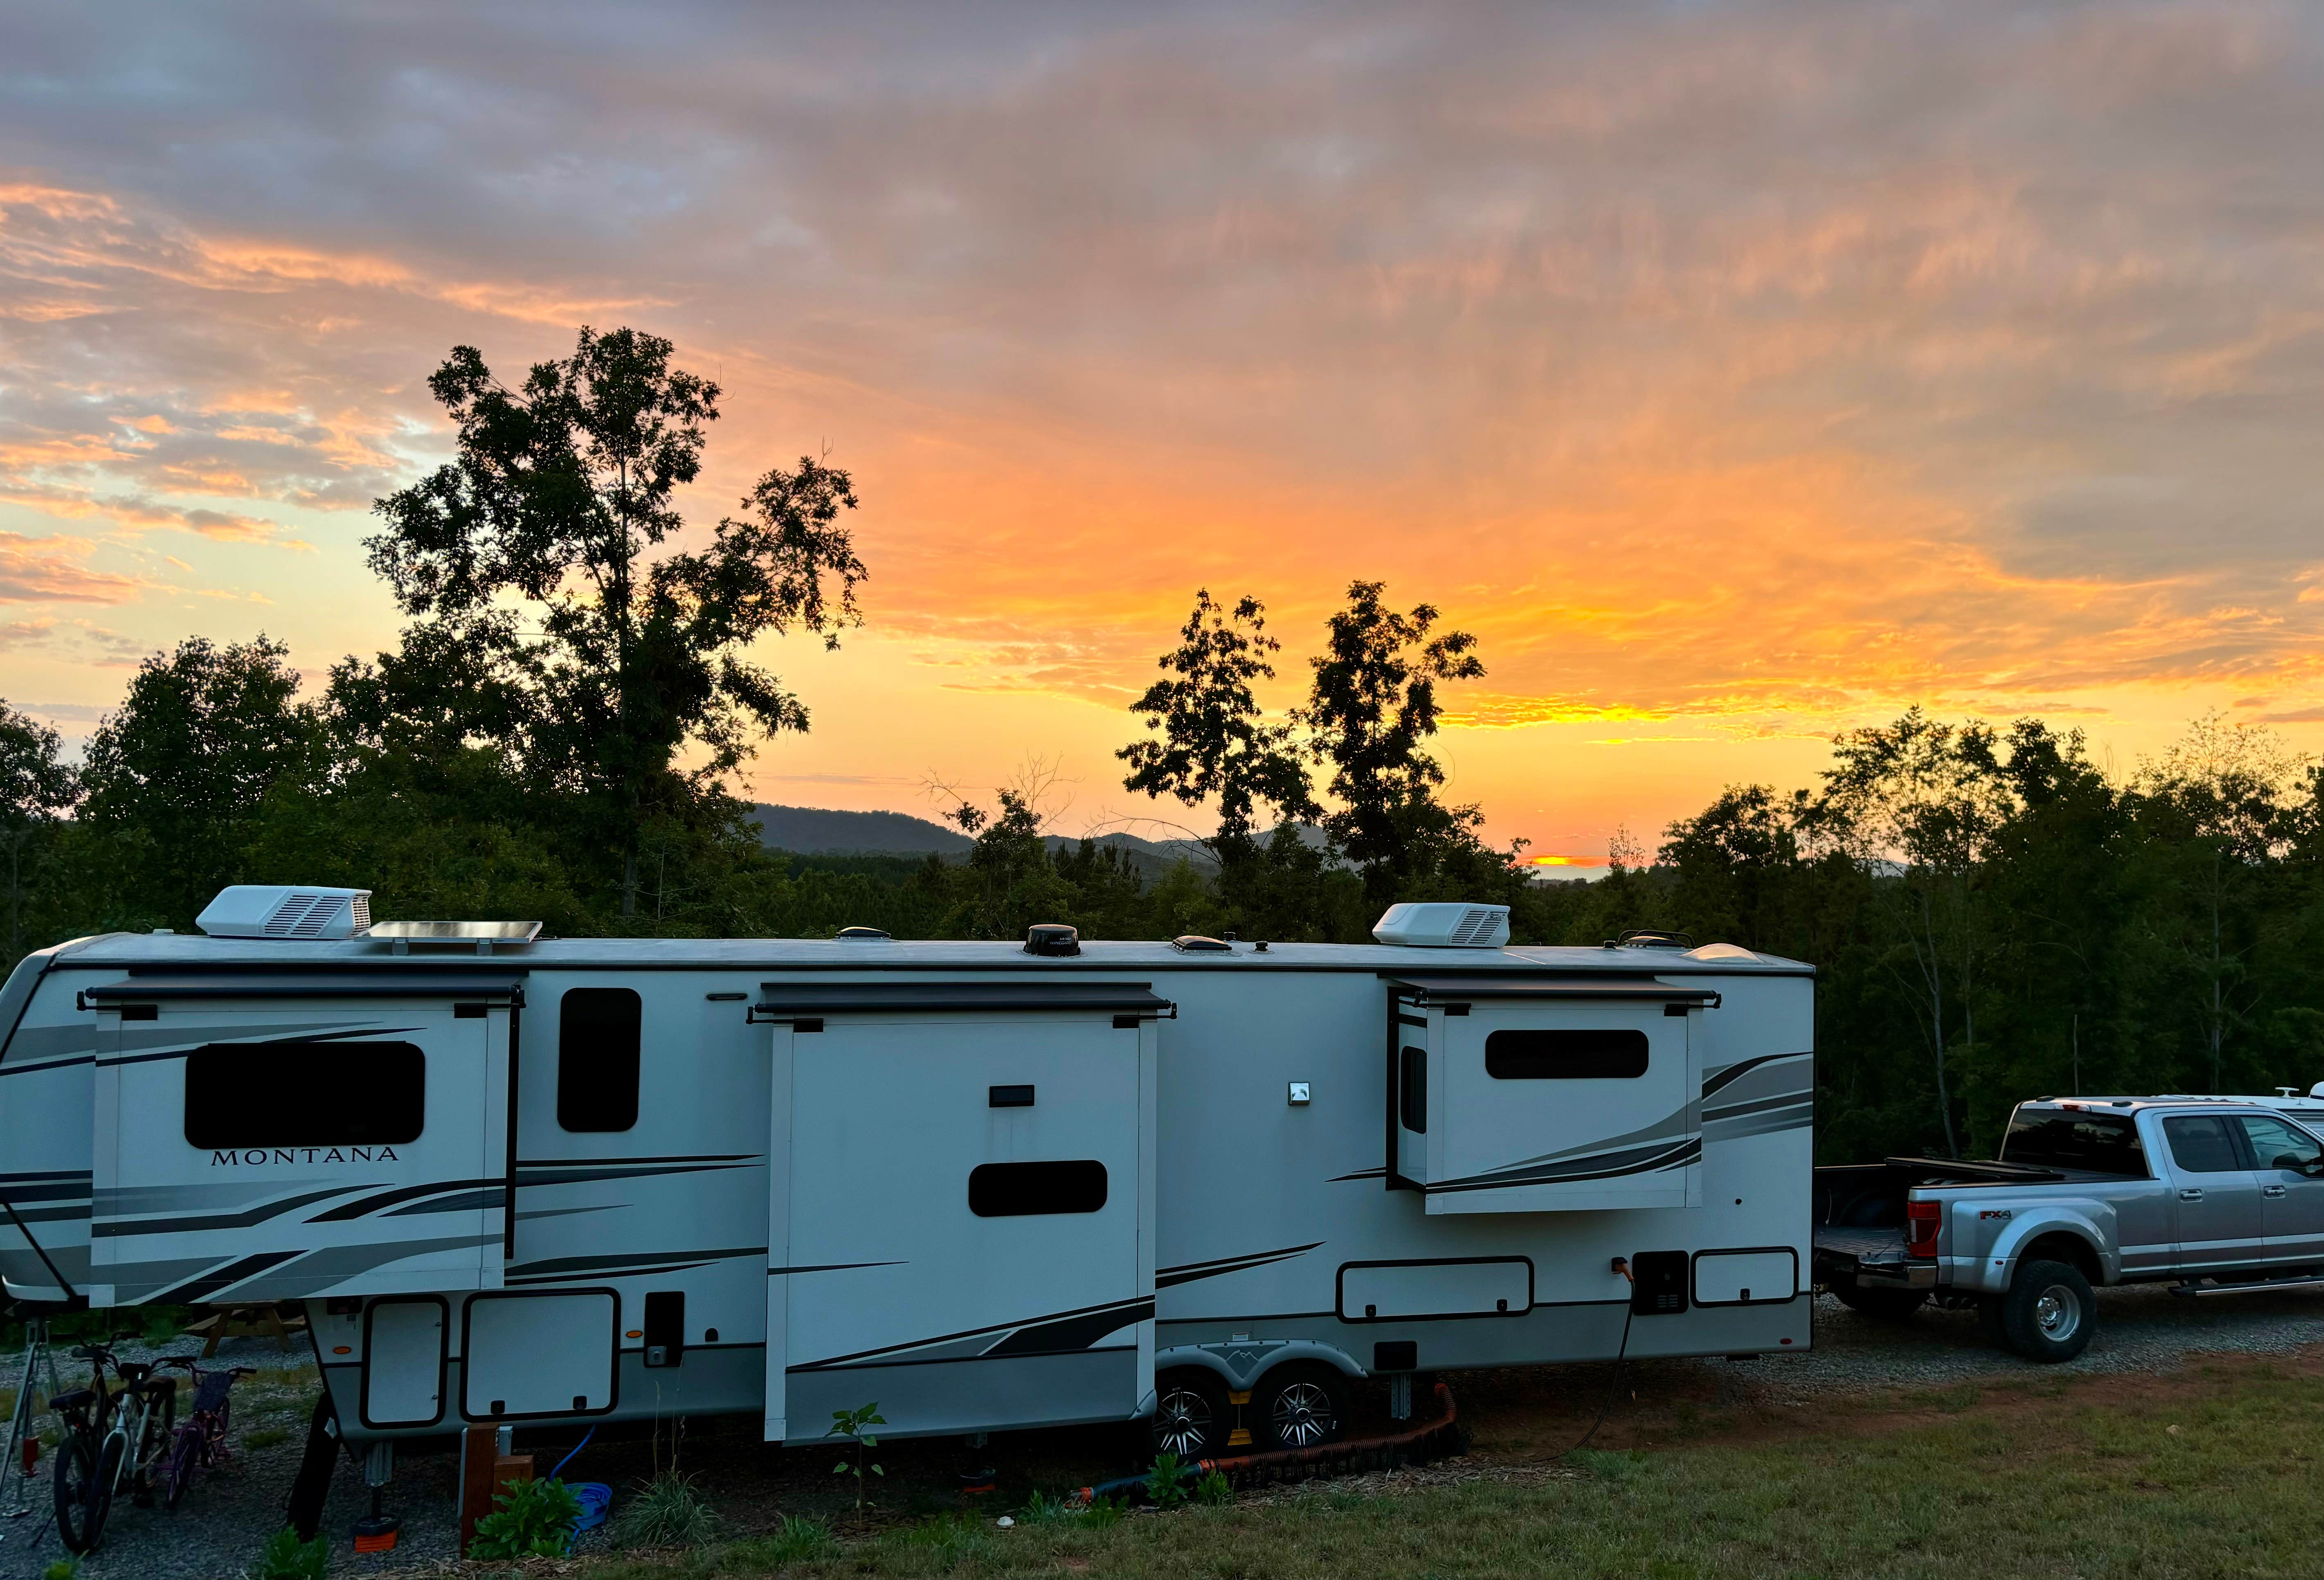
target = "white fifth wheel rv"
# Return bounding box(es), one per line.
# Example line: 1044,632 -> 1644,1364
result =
0,889 -> 1813,1462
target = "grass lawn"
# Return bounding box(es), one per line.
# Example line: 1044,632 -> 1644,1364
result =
573,1357 -> 2324,1579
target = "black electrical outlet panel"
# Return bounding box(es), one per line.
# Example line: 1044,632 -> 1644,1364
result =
643,1289 -> 685,1368
1629,1250 -> 1688,1316
1374,1340 -> 1419,1372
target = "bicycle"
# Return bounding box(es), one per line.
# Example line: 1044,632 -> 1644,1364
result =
48,1341 -> 182,1554
154,1357 -> 254,1510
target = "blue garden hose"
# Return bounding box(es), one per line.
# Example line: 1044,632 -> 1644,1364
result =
546,1426 -> 613,1534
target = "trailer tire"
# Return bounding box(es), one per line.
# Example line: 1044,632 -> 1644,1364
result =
1149,1369 -> 1233,1460
1252,1362 -> 1350,1451
2000,1259 -> 2095,1363
1832,1281 -> 1927,1320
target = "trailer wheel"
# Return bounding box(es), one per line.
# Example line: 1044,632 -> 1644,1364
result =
2000,1258 -> 2095,1363
1832,1280 -> 1927,1320
1252,1363 -> 1349,1451
1150,1369 -> 1232,1460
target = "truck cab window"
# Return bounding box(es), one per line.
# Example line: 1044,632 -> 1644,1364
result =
2236,1115 -> 2322,1174
2161,1115 -> 2245,1174
558,988 -> 642,1133
1998,1109 -> 2147,1176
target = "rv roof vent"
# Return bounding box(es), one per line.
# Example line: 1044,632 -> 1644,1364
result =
1171,935 -> 1232,953
1371,903 -> 1510,949
1024,923 -> 1081,957
197,885 -> 371,940
1605,929 -> 1693,950
835,926 -> 892,941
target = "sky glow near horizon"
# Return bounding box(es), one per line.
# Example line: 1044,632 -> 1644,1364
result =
2,2 -> 2322,861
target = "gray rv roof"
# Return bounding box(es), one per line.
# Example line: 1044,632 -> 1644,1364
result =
37,932 -> 1812,976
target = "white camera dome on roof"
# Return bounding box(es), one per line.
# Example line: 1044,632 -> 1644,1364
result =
195,884 -> 372,939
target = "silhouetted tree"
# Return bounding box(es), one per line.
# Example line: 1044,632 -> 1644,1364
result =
0,702 -> 76,959
368,326 -> 868,914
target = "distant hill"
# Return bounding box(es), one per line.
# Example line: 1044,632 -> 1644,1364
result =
749,804 -> 972,856
748,805 -> 1345,883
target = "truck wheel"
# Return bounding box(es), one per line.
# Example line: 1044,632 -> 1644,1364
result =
2000,1259 -> 2095,1363
1833,1281 -> 1927,1320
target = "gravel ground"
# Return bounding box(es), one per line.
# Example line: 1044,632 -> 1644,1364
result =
2,1282 -> 2320,1579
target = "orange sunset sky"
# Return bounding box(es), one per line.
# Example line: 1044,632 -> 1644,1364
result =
3,3 -> 2322,866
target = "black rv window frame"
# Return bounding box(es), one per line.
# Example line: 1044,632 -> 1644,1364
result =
184,1041 -> 426,1149
557,988 -> 642,1133
968,1160 -> 1108,1217
1484,1028 -> 1650,1080
1399,1045 -> 1428,1132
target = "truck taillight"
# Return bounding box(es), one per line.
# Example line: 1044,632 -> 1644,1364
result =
1906,1199 -> 1941,1257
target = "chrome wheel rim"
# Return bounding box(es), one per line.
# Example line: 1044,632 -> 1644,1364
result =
2034,1283 -> 2083,1341
1271,1381 -> 1338,1448
1153,1386 -> 1213,1458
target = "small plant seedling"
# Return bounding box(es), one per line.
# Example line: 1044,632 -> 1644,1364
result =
43,1559 -> 81,1580
1145,1451 -> 1191,1510
827,1401 -> 886,1511
249,1527 -> 329,1580
1196,1469 -> 1232,1506
760,1513 -> 836,1563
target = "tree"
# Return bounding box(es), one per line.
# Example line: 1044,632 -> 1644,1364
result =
77,636 -> 318,928
0,701 -> 76,962
1297,580 -> 1488,901
1812,710 -> 2015,1158
1118,590 -> 1315,865
367,326 -> 868,914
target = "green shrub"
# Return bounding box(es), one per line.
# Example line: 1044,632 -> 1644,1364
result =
42,1559 -> 80,1580
470,1475 -> 585,1559
758,1513 -> 836,1564
1145,1451 -> 1191,1510
611,1466 -> 718,1548
1196,1469 -> 1233,1506
248,1527 -> 327,1580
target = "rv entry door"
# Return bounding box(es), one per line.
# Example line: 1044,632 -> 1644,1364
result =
1389,974 -> 1716,1214
757,981 -> 1165,1444
79,971 -> 518,1305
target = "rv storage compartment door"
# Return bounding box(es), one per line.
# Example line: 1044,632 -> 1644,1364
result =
760,981 -> 1164,1444
81,973 -> 517,1305
1390,975 -> 1714,1215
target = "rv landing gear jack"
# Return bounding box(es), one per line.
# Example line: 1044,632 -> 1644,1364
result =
353,1441 -> 398,1556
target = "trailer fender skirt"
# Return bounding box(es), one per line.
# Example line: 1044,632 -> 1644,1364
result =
1074,1382 -> 1463,1504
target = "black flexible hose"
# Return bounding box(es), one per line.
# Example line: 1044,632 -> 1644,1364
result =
1565,1296 -> 1636,1455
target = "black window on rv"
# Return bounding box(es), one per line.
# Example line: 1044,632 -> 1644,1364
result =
1999,1108 -> 2149,1175
968,1160 -> 1108,1217
1484,1028 -> 1648,1080
1399,1045 -> 1427,1132
558,988 -> 642,1133
184,1042 -> 425,1148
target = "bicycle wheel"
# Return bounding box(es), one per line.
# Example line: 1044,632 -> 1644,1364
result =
133,1387 -> 176,1502
162,1422 -> 204,1511
52,1431 -> 102,1554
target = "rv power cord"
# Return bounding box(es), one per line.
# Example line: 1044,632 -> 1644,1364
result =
1566,1258 -> 1637,1456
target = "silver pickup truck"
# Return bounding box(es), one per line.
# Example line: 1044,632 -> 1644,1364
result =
1813,1095 -> 2324,1361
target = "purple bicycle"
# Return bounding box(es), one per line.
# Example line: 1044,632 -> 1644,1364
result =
155,1356 -> 254,1511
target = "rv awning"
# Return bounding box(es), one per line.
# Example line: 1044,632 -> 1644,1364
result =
752,981 -> 1174,1019
78,971 -> 527,1006
1388,974 -> 1720,1009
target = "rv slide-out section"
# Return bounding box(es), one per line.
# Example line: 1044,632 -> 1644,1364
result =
762,981 -> 1163,1444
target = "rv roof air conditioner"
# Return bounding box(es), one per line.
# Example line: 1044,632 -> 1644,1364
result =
196,885 -> 372,940
1370,902 -> 1510,949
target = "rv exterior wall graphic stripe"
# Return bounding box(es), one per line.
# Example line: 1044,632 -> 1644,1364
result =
1154,1243 -> 1324,1287
1700,1050 -> 1811,1098
93,1184 -> 369,1237
309,1178 -> 507,1221
795,1293 -> 1156,1370
506,1247 -> 766,1278
1427,1138 -> 1704,1195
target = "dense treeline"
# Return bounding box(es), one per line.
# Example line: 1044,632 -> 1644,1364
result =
5,327 -> 2322,1167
